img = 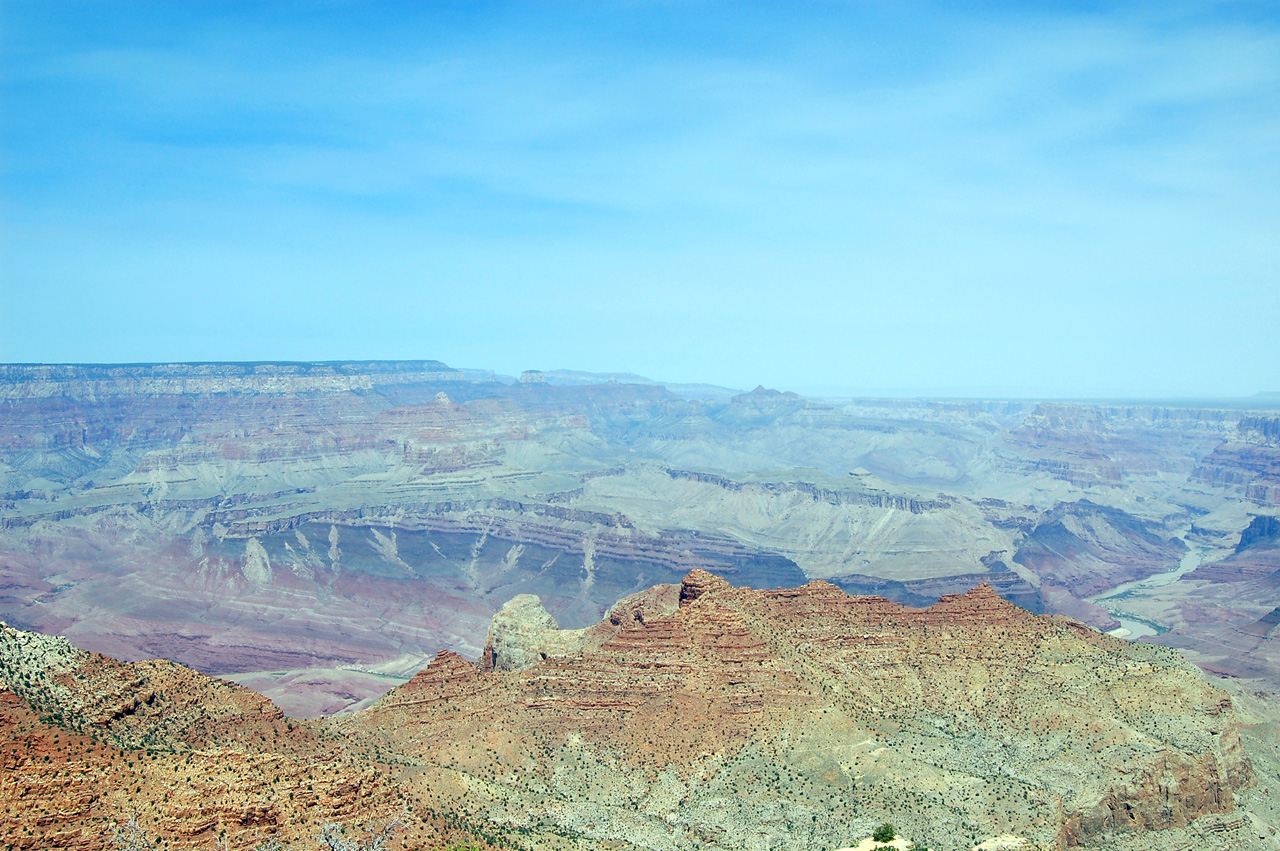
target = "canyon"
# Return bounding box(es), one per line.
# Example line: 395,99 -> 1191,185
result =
1,362 -> 1276,712
1,360 -> 1279,849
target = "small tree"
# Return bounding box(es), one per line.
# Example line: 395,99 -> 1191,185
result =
873,822 -> 896,843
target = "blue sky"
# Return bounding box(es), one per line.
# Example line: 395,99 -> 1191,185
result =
2,1 -> 1277,397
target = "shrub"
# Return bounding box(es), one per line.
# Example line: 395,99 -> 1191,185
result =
873,822 -> 896,843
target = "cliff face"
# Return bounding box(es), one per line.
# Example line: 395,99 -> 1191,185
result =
1192,416 -> 1280,505
4,360 -> 1280,712
481,584 -> 680,673
1005,403 -> 1238,487
352,573 -> 1252,851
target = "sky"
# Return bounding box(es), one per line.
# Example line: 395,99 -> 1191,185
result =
1,1 -> 1278,398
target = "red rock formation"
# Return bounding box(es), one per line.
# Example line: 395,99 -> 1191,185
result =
0,569 -> 1259,850
349,572 -> 1251,850
0,625 -> 503,851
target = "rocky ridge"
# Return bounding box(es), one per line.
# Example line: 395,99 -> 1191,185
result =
348,572 -> 1255,851
3,576 -> 1270,850
482,584 -> 680,673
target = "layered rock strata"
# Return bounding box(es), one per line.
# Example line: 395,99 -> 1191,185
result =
0,623 -> 500,851
5,360 -> 1280,708
352,572 -> 1252,851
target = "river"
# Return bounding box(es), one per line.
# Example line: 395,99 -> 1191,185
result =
1088,532 -> 1204,640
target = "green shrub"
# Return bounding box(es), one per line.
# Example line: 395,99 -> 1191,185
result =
873,822 -> 896,843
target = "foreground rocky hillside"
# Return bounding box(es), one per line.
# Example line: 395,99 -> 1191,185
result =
3,576 -> 1276,850
1,362 -> 1278,713
0,623 -> 505,851
346,571 -> 1258,851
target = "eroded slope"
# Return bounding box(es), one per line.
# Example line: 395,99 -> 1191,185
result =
347,572 -> 1254,851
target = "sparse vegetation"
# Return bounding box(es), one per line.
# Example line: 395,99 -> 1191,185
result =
873,822 -> 897,843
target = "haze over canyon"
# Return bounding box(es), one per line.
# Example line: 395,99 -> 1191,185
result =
2,360 -> 1279,850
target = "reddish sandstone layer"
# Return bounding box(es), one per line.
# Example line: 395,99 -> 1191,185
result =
0,626 -> 501,851
353,572 -> 1251,848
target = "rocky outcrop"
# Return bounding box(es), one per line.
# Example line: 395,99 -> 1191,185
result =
676,566 -> 729,604
0,623 -> 505,851
482,585 -> 682,672
482,594 -> 569,671
1238,514 -> 1280,552
353,574 -> 1252,851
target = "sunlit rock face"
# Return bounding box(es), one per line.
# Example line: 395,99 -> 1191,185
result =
354,573 -> 1252,851
1,576 -> 1259,850
483,593 -> 567,672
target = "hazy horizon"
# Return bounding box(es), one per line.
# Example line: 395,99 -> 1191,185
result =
3,2 -> 1278,399
3,357 -> 1278,404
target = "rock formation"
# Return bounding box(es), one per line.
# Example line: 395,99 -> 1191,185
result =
0,622 -> 502,851
1192,416 -> 1280,505
3,573 -> 1268,849
482,594 -> 569,671
482,584 -> 680,673
350,572 -> 1254,851
1237,514 -> 1280,553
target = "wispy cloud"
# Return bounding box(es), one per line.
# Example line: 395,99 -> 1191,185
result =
2,1 -> 1278,395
